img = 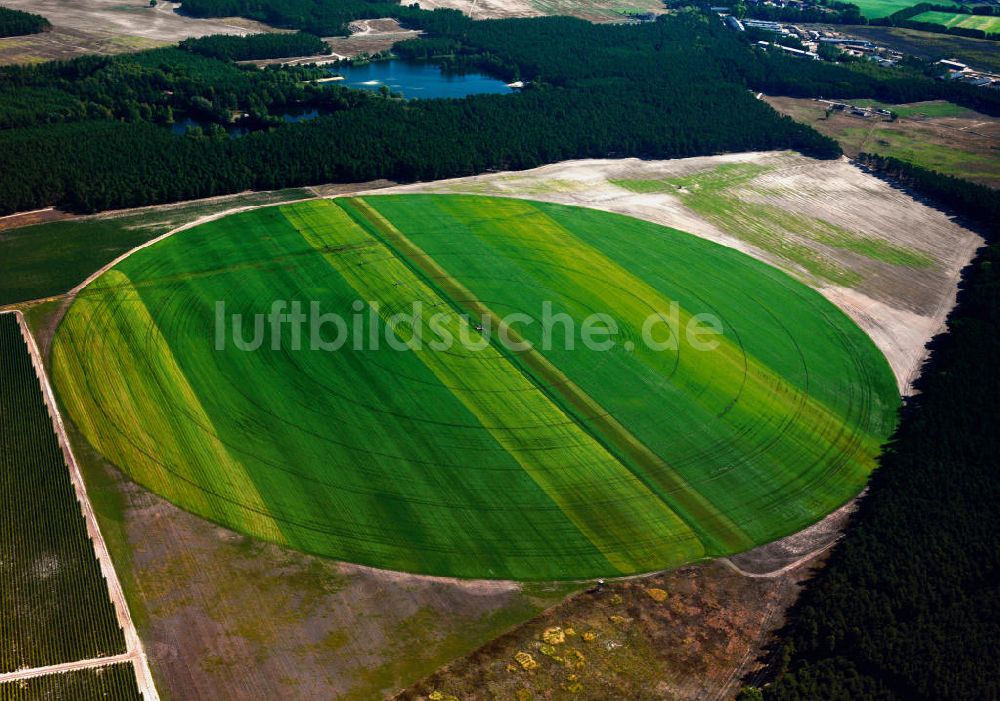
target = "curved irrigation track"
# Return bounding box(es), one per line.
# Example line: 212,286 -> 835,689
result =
50,198 -> 904,571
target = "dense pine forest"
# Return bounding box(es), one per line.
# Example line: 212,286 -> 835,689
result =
0,14 -> 840,214
179,31 -> 332,61
2,8 -> 998,214
0,5 -> 49,37
747,165 -> 1000,701
180,0 -> 439,36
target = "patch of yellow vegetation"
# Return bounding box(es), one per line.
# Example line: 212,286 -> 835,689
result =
645,587 -> 669,602
564,649 -> 586,668
542,626 -> 566,645
53,270 -> 286,545
428,692 -> 459,701
515,651 -> 539,670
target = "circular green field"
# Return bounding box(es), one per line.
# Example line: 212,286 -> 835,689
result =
53,195 -> 900,580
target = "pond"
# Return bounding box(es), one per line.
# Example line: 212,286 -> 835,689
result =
168,61 -> 513,136
169,108 -> 320,136
332,59 -> 513,99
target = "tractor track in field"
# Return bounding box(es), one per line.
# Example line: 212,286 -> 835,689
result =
1,309 -> 160,700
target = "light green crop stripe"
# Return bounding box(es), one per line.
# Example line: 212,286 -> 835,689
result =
438,196 -> 886,465
282,198 -> 704,573
53,270 -> 287,546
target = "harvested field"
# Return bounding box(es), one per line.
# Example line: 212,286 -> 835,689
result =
412,0 -> 663,20
378,151 -> 983,392
0,0 -> 278,65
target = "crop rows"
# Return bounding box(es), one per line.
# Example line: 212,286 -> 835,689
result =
0,313 -> 126,672
0,663 -> 142,701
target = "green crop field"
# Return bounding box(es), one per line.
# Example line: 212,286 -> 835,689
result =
0,663 -> 142,701
852,0 -> 925,19
910,10 -> 1000,32
0,313 -> 126,672
52,196 -> 900,580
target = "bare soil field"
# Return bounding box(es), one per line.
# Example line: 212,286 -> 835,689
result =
394,556 -> 821,701
412,0 -> 663,21
0,0 -> 277,65
248,19 -> 422,64
765,95 -> 1000,189
367,151 -> 983,394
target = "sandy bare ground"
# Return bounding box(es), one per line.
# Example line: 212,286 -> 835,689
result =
325,18 -> 422,60
246,19 -> 422,65
0,0 -> 277,64
412,0 -> 663,20
414,0 -> 543,19
367,151 -> 983,394
2,310 -> 159,700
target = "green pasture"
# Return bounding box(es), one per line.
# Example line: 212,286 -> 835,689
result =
911,10 -> 1000,33
52,196 -> 900,580
852,0 -> 926,19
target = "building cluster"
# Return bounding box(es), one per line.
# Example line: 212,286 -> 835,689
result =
817,99 -> 894,119
719,11 -> 998,90
937,59 -> 1000,90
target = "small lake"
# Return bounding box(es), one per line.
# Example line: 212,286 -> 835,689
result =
169,61 -> 512,136
332,60 -> 513,99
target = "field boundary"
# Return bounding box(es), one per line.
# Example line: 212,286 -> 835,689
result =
2,309 -> 160,700
0,653 -> 133,684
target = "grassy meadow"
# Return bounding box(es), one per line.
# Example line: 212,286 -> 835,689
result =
910,10 -> 1000,33
52,196 -> 900,579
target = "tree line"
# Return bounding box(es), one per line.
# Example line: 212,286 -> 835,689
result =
179,31 -> 332,61
742,161 -> 1000,701
0,5 -> 50,37
178,0 -> 452,37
